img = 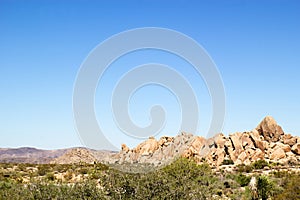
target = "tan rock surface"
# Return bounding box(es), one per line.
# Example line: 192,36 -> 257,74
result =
282,134 -> 297,146
256,116 -> 284,142
270,148 -> 286,160
51,148 -> 97,164
134,137 -> 159,155
292,143 -> 300,155
112,116 -> 299,168
121,144 -> 130,153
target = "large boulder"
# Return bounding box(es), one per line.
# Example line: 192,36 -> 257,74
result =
214,133 -> 227,148
158,136 -> 174,147
199,137 -> 217,157
251,149 -> 265,161
133,137 -> 159,156
270,148 -> 286,160
292,143 -> 300,155
121,144 -> 130,153
228,133 -> 244,162
206,147 -> 226,166
249,129 -> 266,151
183,136 -> 206,158
229,132 -> 243,151
203,134 -> 227,166
282,134 -> 297,146
241,132 -> 255,149
272,142 -> 291,153
256,116 -> 284,142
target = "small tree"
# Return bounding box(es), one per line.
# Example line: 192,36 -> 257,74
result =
257,175 -> 275,200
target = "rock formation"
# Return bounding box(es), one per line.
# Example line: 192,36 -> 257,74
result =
51,148 -> 115,164
112,116 -> 300,167
256,116 -> 284,142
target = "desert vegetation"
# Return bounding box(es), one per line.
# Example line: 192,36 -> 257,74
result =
0,158 -> 299,199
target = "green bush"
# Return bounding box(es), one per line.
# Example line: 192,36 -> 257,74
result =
78,167 -> 89,174
222,159 -> 234,165
235,173 -> 251,187
252,160 -> 269,169
273,172 -> 300,200
95,163 -> 109,171
45,172 -> 55,181
1,160 -> 297,199
257,175 -> 276,200
37,165 -> 51,176
237,164 -> 253,173
99,157 -> 223,199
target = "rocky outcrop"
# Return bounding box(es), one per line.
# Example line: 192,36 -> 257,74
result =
121,144 -> 130,153
183,136 -> 206,158
51,148 -> 96,164
113,132 -> 196,166
113,116 -> 300,167
133,137 -> 159,155
256,116 -> 284,142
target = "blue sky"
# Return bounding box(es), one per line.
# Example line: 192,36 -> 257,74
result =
0,0 -> 299,150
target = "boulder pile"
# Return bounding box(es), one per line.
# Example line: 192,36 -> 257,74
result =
51,148 -> 97,164
112,116 -> 300,167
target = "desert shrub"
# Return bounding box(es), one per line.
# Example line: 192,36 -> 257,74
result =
52,164 -> 73,173
235,173 -> 251,187
147,157 -> 221,199
52,164 -> 66,173
64,170 -> 73,181
78,167 -> 89,174
16,164 -> 26,172
95,162 -> 109,171
89,170 -> 102,180
0,181 -> 12,190
269,161 -> 282,167
274,177 -> 300,199
37,168 -> 46,176
4,159 -> 293,199
272,172 -> 300,200
224,181 -> 230,188
99,157 -> 223,199
45,172 -> 55,181
0,163 -> 13,169
237,164 -> 253,173
0,180 -> 105,199
252,160 -> 269,169
69,181 -> 105,199
222,159 -> 234,165
37,165 -> 52,176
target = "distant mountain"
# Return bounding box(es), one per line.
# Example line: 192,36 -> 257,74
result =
0,147 -> 68,164
0,147 -> 117,164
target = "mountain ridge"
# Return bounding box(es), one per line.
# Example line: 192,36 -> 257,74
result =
0,147 -> 116,164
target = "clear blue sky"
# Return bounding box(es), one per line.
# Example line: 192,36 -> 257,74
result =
1,0 -> 299,150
